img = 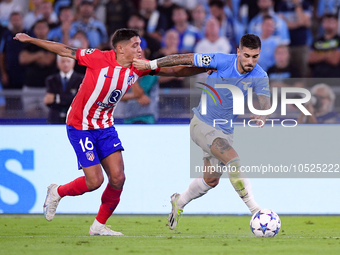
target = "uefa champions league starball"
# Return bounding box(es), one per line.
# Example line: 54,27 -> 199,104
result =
250,209 -> 281,237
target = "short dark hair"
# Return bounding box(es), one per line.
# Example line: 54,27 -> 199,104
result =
129,11 -> 144,21
111,28 -> 140,49
173,4 -> 188,14
10,12 -> 22,19
32,19 -> 49,30
80,0 -> 93,6
209,0 -> 224,9
322,13 -> 338,20
262,14 -> 273,22
59,6 -> 73,17
239,34 -> 261,50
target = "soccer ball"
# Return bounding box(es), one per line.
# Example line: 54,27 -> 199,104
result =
250,209 -> 281,237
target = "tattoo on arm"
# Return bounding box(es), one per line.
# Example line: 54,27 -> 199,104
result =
258,95 -> 271,110
258,95 -> 271,119
144,62 -> 151,70
65,46 -> 77,56
212,138 -> 231,154
157,53 -> 194,67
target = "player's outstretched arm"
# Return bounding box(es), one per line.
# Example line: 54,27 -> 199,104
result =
157,66 -> 209,77
14,33 -> 77,60
250,95 -> 272,127
133,53 -> 195,70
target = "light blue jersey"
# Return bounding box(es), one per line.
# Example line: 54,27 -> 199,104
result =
192,53 -> 270,134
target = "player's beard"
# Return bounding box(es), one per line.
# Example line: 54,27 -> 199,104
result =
240,62 -> 254,73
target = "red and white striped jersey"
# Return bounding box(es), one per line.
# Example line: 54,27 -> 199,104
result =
66,48 -> 157,130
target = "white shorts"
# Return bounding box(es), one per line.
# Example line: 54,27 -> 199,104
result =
190,114 -> 234,162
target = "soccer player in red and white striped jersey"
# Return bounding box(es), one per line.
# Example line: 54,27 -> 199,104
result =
14,28 -> 206,236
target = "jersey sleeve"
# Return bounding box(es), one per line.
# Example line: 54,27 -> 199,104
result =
76,48 -> 104,69
193,53 -> 228,70
253,73 -> 271,98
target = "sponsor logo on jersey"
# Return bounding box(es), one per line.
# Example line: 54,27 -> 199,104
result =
96,101 -> 115,108
127,74 -> 135,86
108,89 -> 122,104
202,55 -> 211,66
86,151 -> 95,161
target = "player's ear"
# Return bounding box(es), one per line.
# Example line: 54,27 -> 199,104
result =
116,43 -> 124,54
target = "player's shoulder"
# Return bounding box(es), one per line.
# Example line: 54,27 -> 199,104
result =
79,48 -> 113,59
252,64 -> 268,78
215,53 -> 236,66
102,49 -> 115,58
210,53 -> 235,62
79,48 -> 100,56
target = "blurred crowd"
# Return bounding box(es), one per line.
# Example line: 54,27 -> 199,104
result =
0,0 -> 340,123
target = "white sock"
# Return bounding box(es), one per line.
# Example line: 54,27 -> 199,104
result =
227,158 -> 261,215
177,178 -> 213,209
92,218 -> 104,228
239,178 -> 261,215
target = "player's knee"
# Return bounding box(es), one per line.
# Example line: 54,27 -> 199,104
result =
109,172 -> 125,189
204,177 -> 220,187
87,175 -> 104,191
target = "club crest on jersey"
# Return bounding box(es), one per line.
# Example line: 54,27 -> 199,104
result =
241,81 -> 251,90
86,48 -> 95,54
127,74 -> 135,86
86,151 -> 95,161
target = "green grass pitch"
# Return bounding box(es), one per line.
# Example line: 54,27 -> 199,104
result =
1,215 -> 339,255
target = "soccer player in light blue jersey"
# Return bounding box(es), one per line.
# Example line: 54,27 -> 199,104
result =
133,34 -> 272,230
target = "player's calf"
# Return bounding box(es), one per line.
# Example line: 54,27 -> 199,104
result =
226,158 -> 261,215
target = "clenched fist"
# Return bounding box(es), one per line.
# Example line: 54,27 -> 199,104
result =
133,58 -> 151,70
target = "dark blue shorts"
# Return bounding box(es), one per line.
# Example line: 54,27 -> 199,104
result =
67,125 -> 124,169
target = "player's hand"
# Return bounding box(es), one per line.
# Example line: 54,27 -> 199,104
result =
13,33 -> 32,43
207,68 -> 217,75
249,115 -> 266,127
133,58 -> 151,70
137,94 -> 151,106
